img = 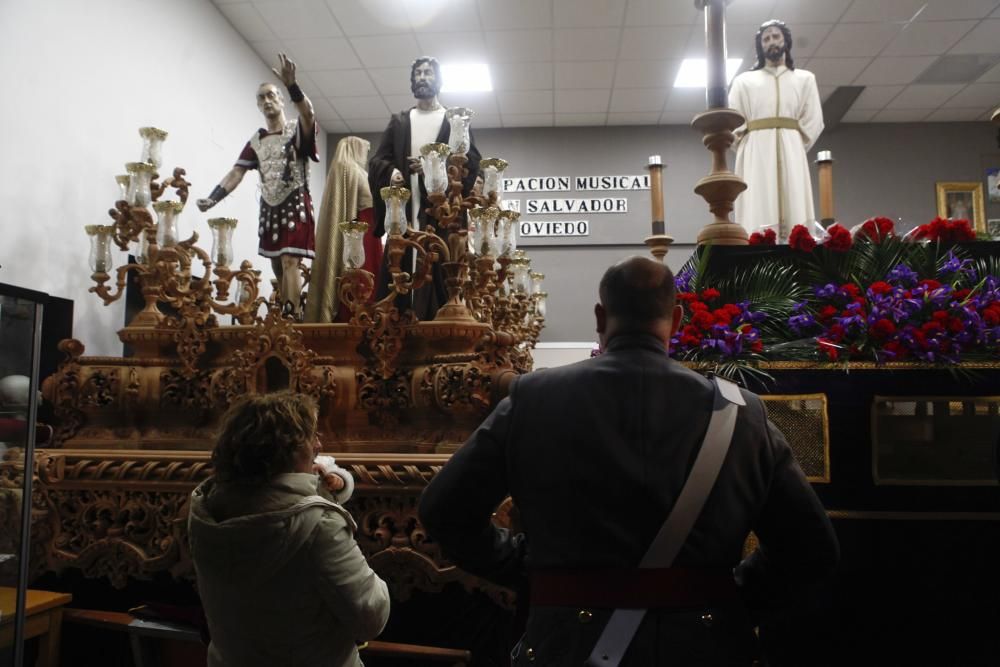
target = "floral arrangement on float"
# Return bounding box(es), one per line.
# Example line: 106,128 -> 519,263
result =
665,216 -> 1000,386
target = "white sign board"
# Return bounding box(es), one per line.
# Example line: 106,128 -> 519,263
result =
502,176 -> 572,192
519,220 -> 590,237
574,175 -> 650,191
526,198 -> 628,214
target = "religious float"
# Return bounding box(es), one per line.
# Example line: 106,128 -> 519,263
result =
2,1 -> 999,662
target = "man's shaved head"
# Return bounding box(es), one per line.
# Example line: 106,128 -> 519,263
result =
598,256 -> 676,332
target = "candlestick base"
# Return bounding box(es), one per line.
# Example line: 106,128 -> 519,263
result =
644,234 -> 674,262
691,107 -> 748,247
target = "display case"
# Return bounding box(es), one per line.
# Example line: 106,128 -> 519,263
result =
0,284 -> 46,667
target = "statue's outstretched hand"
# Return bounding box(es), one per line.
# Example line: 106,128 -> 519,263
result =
272,52 -> 297,88
196,198 -> 215,212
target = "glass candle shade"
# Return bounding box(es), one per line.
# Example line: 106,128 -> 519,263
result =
208,217 -> 238,267
468,207 -> 498,256
509,250 -> 531,294
115,174 -> 130,202
340,220 -> 368,269
498,210 -> 519,256
133,227 -> 150,264
420,142 -> 451,195
535,291 -> 548,318
446,107 -> 474,156
479,158 -> 508,200
139,126 -> 168,168
125,161 -> 155,207
85,224 -> 114,273
153,201 -> 183,247
530,271 -> 544,295
380,186 -> 411,236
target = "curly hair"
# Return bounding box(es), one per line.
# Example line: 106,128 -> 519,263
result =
752,20 -> 794,71
212,391 -> 318,483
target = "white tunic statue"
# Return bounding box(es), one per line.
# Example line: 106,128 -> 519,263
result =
730,20 -> 824,241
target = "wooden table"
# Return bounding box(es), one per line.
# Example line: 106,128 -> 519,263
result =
0,587 -> 73,667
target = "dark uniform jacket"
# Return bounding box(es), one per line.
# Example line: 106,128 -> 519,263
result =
419,333 -> 839,666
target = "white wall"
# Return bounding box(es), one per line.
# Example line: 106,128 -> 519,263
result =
0,0 -> 327,356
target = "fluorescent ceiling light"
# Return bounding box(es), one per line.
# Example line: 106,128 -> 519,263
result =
673,58 -> 743,88
440,63 -> 493,92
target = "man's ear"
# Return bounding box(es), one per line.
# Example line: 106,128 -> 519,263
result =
595,303 -> 606,334
670,304 -> 684,337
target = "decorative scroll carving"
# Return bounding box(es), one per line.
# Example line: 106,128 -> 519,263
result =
356,368 -> 411,428
160,369 -> 213,412
420,364 -> 492,413
45,339 -> 87,448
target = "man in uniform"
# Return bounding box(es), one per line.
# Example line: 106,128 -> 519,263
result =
198,53 -> 318,318
419,256 -> 839,665
730,21 -> 825,242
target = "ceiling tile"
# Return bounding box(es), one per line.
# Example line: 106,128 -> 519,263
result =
947,20 -> 1000,54
311,96 -> 339,120
350,34 -> 421,69
841,0 -> 927,22
609,87 -> 667,112
555,89 -> 612,113
407,0 -> 480,32
441,91 -> 499,116
979,62 -> 1000,82
310,69 -> 378,97
345,117 -> 396,132
554,28 -> 622,61
855,56 -> 938,85
660,110 -> 697,124
885,83 -> 964,108
503,113 -> 555,127
814,23 -> 903,58
871,108 -> 934,122
607,111 -> 661,124
819,85 -> 837,102
615,60 -> 675,88
883,20 -> 977,57
249,39 -> 285,66
919,0 -> 1000,20
283,37 -> 361,70
478,0 -> 553,30
624,0 -> 698,26
620,26 -> 690,60
555,112 -> 609,126
948,82 -> 1000,106
926,107 -> 991,121
415,32 -> 489,62
786,23 -> 835,59
319,118 -> 349,133
324,0 -> 411,35
724,1 -> 778,27
685,23 -> 751,61
382,94 -> 415,111
367,67 -> 413,96
555,61 -> 616,89
491,62 -> 554,90
663,87 -> 709,111
217,3 -> 275,42
253,0 -> 342,38
554,0 -> 626,28
840,107 -> 878,123
330,95 -> 390,119
804,57 -> 873,85
851,85 -> 905,109
771,0 -> 852,23
486,30 -> 554,63
498,90 -> 554,114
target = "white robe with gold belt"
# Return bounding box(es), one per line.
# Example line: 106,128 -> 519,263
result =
730,65 -> 824,241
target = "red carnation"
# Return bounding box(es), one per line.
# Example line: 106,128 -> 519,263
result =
788,225 -> 816,251
712,308 -> 733,325
817,305 -> 838,322
869,318 -> 897,340
699,288 -> 721,302
818,339 -> 840,361
919,279 -> 942,291
984,306 -> 1000,326
953,288 -> 971,301
689,301 -> 709,312
840,283 -> 860,298
677,292 -> 698,304
858,217 -> 895,243
883,340 -> 908,360
951,219 -> 975,241
947,317 -> 964,333
869,281 -> 893,295
748,228 -> 777,245
691,310 -> 716,330
825,224 -> 852,252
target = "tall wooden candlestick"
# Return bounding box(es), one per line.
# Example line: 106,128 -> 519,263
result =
816,150 -> 835,228
704,0 -> 728,109
644,155 -> 674,261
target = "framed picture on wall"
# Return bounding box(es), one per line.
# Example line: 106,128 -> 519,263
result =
988,219 -> 1000,239
935,181 -> 985,232
987,168 -> 1000,203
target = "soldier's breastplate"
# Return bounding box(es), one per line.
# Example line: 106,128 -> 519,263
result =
252,122 -> 306,206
